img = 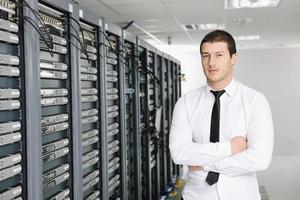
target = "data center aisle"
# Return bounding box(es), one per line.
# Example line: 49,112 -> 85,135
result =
0,1 -> 183,200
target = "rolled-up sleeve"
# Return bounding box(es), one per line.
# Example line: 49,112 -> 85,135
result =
203,93 -> 274,176
169,96 -> 232,166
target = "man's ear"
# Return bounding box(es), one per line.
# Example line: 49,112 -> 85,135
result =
231,53 -> 237,66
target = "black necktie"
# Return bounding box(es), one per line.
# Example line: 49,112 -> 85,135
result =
205,90 -> 225,186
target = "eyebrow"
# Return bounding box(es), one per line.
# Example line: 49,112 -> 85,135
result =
201,51 -> 225,54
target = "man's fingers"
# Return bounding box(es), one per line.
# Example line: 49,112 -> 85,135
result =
188,166 -> 203,171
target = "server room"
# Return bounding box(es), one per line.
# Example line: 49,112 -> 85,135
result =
0,0 -> 298,200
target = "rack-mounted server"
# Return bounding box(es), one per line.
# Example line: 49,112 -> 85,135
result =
79,14 -> 101,200
38,2 -> 73,199
105,24 -> 123,200
0,0 -> 24,199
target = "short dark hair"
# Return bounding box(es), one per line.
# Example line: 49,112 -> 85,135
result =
200,30 -> 236,56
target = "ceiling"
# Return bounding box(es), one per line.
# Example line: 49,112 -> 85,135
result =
75,0 -> 300,50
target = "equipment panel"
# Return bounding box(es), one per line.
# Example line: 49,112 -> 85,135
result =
79,14 -> 102,199
105,31 -> 121,200
0,0 -> 24,199
38,2 -> 72,199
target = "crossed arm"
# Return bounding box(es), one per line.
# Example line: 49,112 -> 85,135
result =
169,94 -> 274,176
188,136 -> 247,172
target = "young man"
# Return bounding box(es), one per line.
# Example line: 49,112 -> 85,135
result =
169,30 -> 274,200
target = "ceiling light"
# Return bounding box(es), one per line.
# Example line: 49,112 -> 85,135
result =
198,23 -> 225,30
225,0 -> 280,9
232,18 -> 253,25
144,19 -> 160,22
184,23 -> 225,30
235,35 -> 260,40
143,25 -> 160,28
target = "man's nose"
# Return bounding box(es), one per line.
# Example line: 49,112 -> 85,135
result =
208,55 -> 215,66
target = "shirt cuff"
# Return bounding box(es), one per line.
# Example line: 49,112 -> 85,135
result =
203,164 -> 214,172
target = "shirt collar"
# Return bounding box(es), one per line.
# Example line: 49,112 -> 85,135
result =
205,79 -> 238,97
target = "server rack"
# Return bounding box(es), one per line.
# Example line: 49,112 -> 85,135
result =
0,0 -> 26,199
122,30 -> 139,200
78,6 -> 102,200
36,1 -> 78,199
159,54 -> 168,196
104,23 -> 123,200
168,56 -> 184,185
161,55 -> 176,196
172,61 -> 179,178
137,40 -> 162,200
152,49 -> 162,200
137,43 -> 148,200
166,59 -> 174,184
155,51 -> 165,197
133,37 -> 143,200
146,46 -> 160,200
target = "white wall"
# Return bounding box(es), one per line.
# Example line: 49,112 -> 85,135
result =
171,50 -> 206,94
236,48 -> 300,157
155,45 -> 206,94
236,48 -> 300,199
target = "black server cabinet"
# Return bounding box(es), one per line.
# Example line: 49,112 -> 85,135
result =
156,52 -> 166,196
147,48 -> 160,200
170,59 -> 182,179
163,55 -> 171,193
122,31 -> 138,200
166,57 -> 182,186
104,23 -> 123,200
37,1 -> 78,199
162,55 -> 179,195
137,44 -> 148,200
133,37 -> 143,200
0,1 -> 25,199
159,55 -> 168,196
172,62 -> 179,178
137,41 -> 162,200
159,55 -> 182,198
178,65 -> 182,98
78,6 -> 103,200
166,59 -> 174,184
175,60 -> 182,179
176,63 -> 182,178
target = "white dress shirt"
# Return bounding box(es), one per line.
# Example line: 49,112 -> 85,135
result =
169,79 -> 274,200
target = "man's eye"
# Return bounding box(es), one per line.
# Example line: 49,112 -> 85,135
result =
202,55 -> 209,58
217,54 -> 223,57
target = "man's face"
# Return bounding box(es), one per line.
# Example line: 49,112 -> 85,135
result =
201,41 -> 236,86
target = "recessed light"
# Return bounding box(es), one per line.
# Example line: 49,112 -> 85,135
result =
232,18 -> 253,25
144,19 -> 160,22
184,23 -> 225,30
235,35 -> 260,40
225,0 -> 280,9
199,23 -> 225,30
143,25 -> 160,28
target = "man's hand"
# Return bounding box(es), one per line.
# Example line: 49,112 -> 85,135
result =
231,136 -> 247,155
188,165 -> 203,171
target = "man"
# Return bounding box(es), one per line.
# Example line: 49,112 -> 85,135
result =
169,30 -> 274,200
